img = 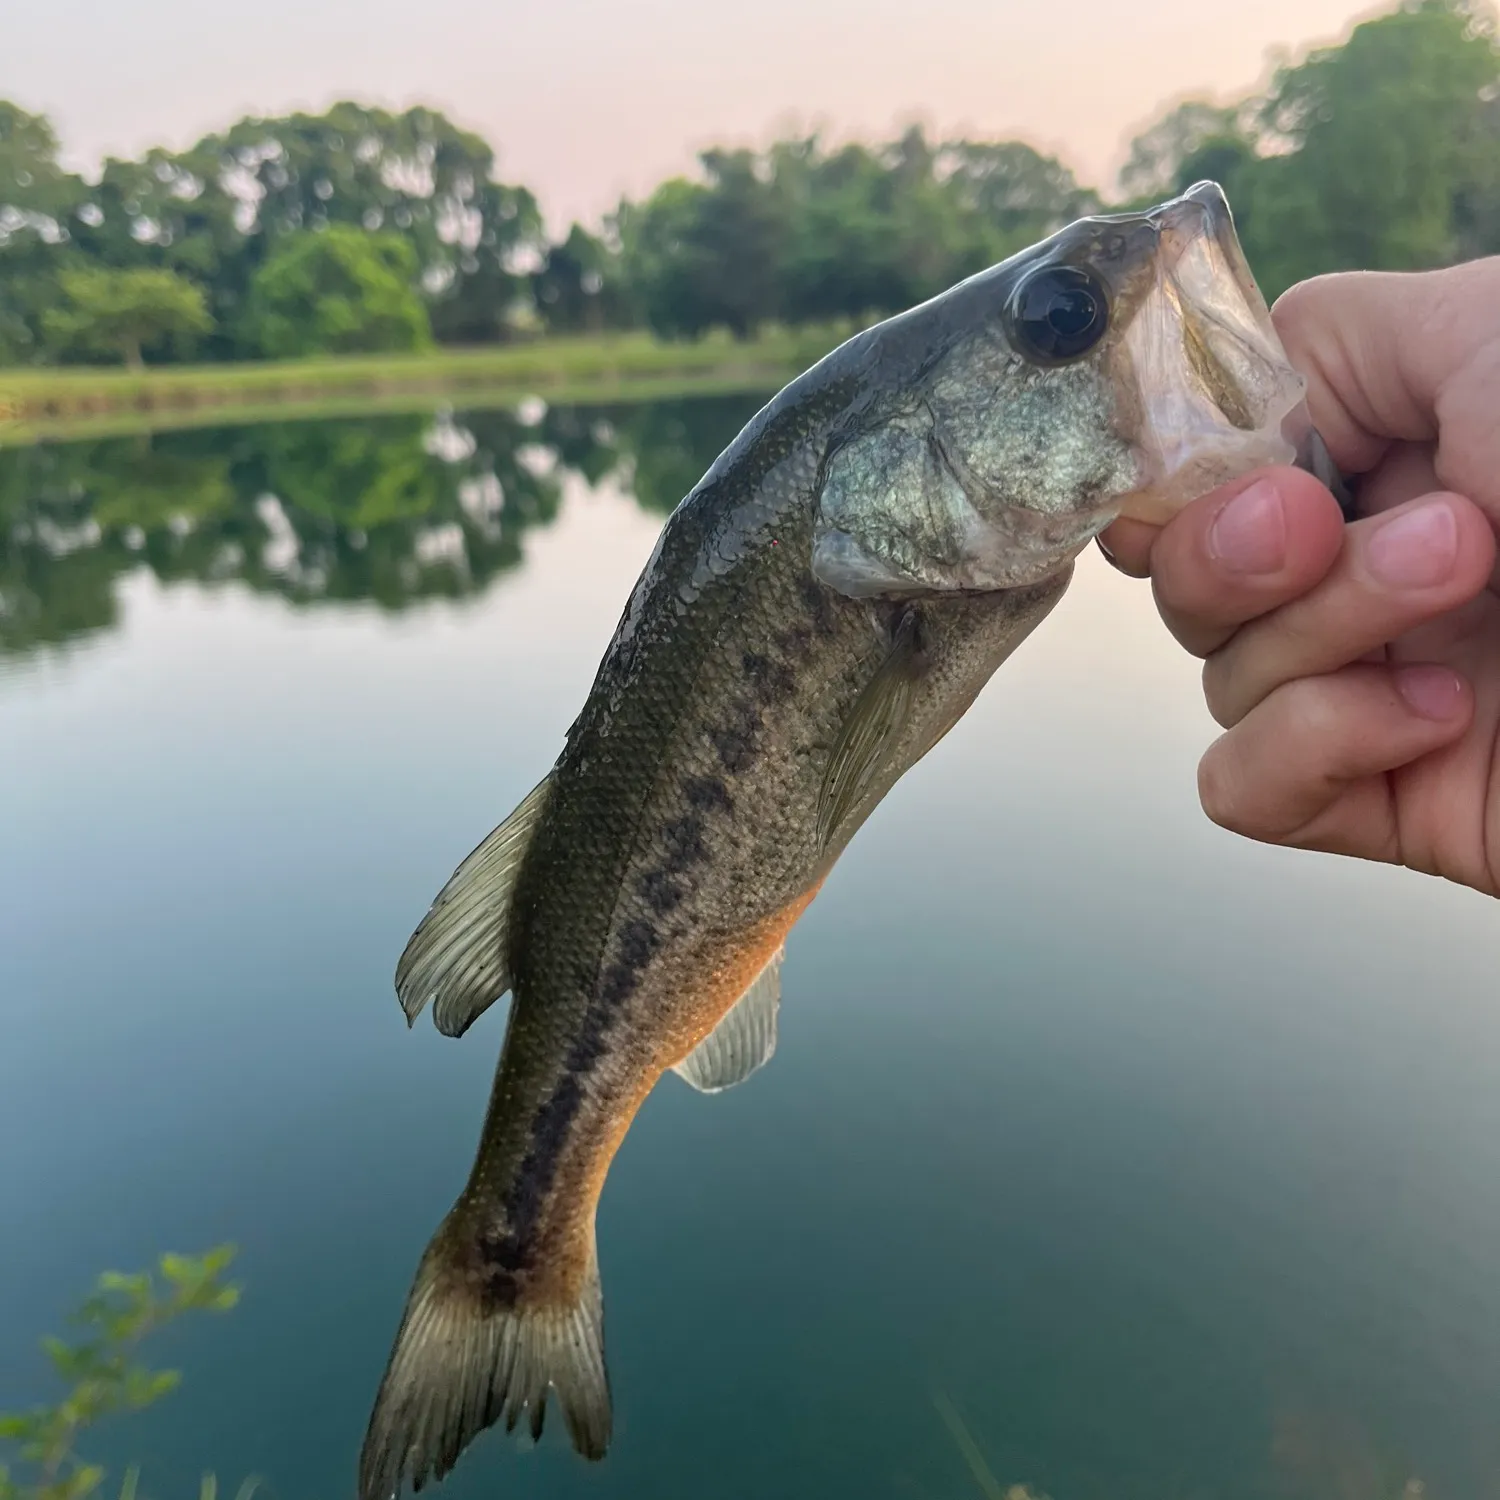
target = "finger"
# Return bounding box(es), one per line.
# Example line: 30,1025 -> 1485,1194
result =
1143,467 -> 1346,658
1197,663 -> 1473,858
1203,491 -> 1495,727
1342,442 -> 1500,597
1095,442 -> 1436,579
1272,260 -> 1500,516
1357,440 -> 1442,518
1096,516 -> 1158,578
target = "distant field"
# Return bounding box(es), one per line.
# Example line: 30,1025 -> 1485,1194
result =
0,325 -> 855,444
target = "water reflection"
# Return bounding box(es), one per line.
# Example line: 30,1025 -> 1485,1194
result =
0,394 -> 763,659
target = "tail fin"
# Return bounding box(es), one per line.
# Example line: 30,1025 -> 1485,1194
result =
358,1227 -> 611,1500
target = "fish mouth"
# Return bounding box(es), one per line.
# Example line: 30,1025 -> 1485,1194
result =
1110,181 -> 1311,525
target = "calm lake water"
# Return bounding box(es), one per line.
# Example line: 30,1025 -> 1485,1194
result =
4,399 -> 1500,1500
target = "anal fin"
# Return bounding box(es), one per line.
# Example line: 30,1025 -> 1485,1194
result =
394,774 -> 553,1037
672,946 -> 784,1094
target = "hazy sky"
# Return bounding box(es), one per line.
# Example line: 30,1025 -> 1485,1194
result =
9,0 -> 1381,229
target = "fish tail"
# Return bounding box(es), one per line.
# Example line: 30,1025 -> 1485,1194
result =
358,1216 -> 611,1500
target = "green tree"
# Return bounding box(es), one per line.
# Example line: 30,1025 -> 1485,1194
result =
70,148 -> 262,364
42,267 -> 212,368
938,138 -> 1099,246
1116,101 -> 1249,204
614,126 -> 1097,339
1243,0 -> 1500,292
532,224 -> 633,333
25,102 -> 542,360
1117,1 -> 1500,296
616,148 -> 790,339
774,133 -> 953,324
0,101 -> 88,364
208,104 -> 542,346
241,226 -> 433,357
1453,87 -> 1500,257
0,101 -> 78,218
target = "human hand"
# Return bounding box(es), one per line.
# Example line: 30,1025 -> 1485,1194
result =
1099,258 -> 1500,895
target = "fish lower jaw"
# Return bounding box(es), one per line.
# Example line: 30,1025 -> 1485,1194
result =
811,503 -> 1109,597
1114,393 -> 1311,528
954,499 -> 1121,587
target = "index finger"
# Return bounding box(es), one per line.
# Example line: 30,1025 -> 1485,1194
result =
1139,466 -> 1347,658
1272,259 -> 1500,516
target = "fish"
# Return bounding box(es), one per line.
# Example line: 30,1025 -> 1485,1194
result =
359,180 -> 1320,1498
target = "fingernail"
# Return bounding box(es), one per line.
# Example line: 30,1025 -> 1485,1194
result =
1366,498 -> 1459,589
1207,479 -> 1286,575
1395,664 -> 1465,720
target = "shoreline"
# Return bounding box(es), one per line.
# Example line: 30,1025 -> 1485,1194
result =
0,325 -> 852,444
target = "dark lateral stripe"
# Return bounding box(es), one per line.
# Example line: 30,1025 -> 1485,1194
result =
490,762 -> 744,1274
488,920 -> 665,1272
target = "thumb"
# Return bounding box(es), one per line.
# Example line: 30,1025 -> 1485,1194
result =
1271,258 -> 1500,518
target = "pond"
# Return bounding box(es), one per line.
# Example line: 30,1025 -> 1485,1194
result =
4,398 -> 1500,1500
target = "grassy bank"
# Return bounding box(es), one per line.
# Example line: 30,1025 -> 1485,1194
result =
0,326 -> 855,444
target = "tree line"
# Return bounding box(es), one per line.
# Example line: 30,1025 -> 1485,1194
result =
1,0 -> 1496,369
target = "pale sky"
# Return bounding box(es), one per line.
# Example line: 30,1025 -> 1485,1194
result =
8,0 -> 1384,231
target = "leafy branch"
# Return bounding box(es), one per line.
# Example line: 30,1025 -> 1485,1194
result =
0,1248 -> 247,1500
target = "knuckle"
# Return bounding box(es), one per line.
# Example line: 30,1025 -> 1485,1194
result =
1269,277 -> 1355,405
1260,603 -> 1329,678
1281,674 -> 1343,745
1200,655 -> 1247,729
1269,276 -> 1323,328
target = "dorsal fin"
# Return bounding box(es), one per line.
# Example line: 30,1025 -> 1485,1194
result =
672,947 -> 784,1093
394,774 -> 553,1037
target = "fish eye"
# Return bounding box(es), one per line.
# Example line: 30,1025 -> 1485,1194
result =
1007,266 -> 1110,363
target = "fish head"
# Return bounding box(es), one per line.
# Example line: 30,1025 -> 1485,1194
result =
812,181 -> 1315,597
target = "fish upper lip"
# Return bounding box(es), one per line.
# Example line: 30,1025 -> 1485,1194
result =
1145,183 -> 1234,275
1150,180 -> 1232,227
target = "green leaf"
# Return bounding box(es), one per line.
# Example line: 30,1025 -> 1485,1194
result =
121,1369 -> 180,1411
157,1255 -> 193,1286
71,1465 -> 106,1500
42,1336 -> 80,1376
198,1247 -> 237,1278
117,1465 -> 141,1500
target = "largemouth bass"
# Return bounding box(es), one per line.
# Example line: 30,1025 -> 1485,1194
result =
361,181 -> 1321,1497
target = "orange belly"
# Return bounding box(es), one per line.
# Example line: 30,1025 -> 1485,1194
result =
535,880 -> 825,1299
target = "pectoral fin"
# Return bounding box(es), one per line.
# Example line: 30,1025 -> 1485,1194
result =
394,774 -> 553,1036
672,946 -> 784,1093
817,609 -> 924,847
